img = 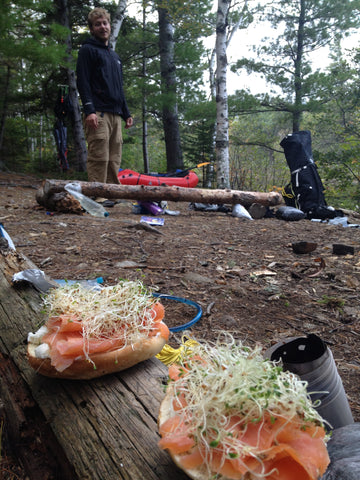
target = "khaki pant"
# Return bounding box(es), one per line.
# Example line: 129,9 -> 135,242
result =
84,112 -> 122,184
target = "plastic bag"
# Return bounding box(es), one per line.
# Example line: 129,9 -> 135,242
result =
276,206 -> 305,221
232,204 -> 253,220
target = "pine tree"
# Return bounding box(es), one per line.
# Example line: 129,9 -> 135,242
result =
0,0 -> 69,164
234,0 -> 360,132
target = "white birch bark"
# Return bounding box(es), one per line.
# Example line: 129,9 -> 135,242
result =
212,0 -> 250,188
209,47 -> 217,98
209,0 -> 248,93
110,0 -> 128,49
215,0 -> 231,188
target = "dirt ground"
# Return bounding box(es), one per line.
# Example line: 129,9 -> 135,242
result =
1,171 -> 360,478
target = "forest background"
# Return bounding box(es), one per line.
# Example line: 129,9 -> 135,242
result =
1,0 -> 360,210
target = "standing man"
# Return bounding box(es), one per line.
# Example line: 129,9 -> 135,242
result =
76,7 -> 133,203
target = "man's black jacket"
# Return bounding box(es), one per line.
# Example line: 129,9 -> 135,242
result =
76,37 -> 131,120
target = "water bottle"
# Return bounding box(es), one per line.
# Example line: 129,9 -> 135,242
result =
55,277 -> 104,290
139,201 -> 164,215
65,183 -> 109,218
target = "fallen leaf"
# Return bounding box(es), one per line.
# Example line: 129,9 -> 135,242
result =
252,268 -> 276,277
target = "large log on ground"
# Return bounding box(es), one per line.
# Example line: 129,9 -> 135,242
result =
39,179 -> 283,209
0,250 -> 189,480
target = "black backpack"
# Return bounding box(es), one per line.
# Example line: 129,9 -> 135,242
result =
280,131 -> 338,219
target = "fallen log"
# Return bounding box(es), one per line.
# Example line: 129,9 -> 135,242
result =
38,179 -> 283,211
0,250 -> 189,480
35,187 -> 83,214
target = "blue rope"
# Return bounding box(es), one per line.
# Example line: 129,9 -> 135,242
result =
152,293 -> 203,332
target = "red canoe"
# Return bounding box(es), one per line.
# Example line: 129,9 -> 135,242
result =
118,169 -> 199,188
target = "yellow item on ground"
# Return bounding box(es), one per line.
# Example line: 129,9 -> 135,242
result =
156,337 -> 199,366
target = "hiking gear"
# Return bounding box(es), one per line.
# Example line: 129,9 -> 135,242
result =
118,168 -> 199,188
280,131 -> 336,219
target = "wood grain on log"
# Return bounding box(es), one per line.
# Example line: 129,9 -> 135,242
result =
0,251 -> 189,480
39,179 -> 283,208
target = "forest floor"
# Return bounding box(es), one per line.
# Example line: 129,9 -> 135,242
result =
1,171 -> 360,479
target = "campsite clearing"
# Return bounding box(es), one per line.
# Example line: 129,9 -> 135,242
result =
1,171 -> 360,478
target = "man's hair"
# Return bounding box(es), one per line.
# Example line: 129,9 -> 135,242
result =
88,8 -> 111,28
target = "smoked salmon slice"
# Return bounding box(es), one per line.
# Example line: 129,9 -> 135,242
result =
158,416 -> 195,454
158,340 -> 330,480
176,447 -> 204,470
39,300 -> 166,372
150,302 -> 165,322
47,314 -> 83,332
275,428 -> 329,478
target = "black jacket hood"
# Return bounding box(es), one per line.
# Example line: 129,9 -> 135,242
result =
76,36 -> 131,119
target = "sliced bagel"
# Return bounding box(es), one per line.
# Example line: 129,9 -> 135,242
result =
157,338 -> 330,480
158,384 -> 210,480
28,327 -> 168,380
26,280 -> 169,380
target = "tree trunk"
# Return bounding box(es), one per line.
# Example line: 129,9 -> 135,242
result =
215,0 -> 231,189
293,0 -> 305,133
210,1 -> 250,189
209,47 -> 217,99
0,64 -> 11,161
158,7 -> 183,172
142,3 -> 149,173
110,0 -> 128,50
56,0 -> 87,172
67,69 -> 87,172
37,179 -> 283,209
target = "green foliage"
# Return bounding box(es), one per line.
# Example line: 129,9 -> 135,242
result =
1,0 -> 360,212
112,3 -> 211,173
182,100 -> 216,166
229,110 -> 290,191
116,9 -> 208,120
155,0 -> 213,37
233,0 -> 360,130
120,116 -> 167,173
299,49 -> 360,209
2,117 -> 32,171
0,0 -> 71,171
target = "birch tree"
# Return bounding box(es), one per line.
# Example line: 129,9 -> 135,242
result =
110,0 -> 128,50
213,0 -> 253,188
215,0 -> 231,188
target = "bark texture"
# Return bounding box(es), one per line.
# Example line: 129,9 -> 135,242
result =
158,7 -> 183,172
0,250 -> 189,480
37,179 -> 283,211
215,0 -> 231,188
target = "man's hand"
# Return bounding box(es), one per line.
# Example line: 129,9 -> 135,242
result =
85,113 -> 98,130
125,117 -> 133,129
